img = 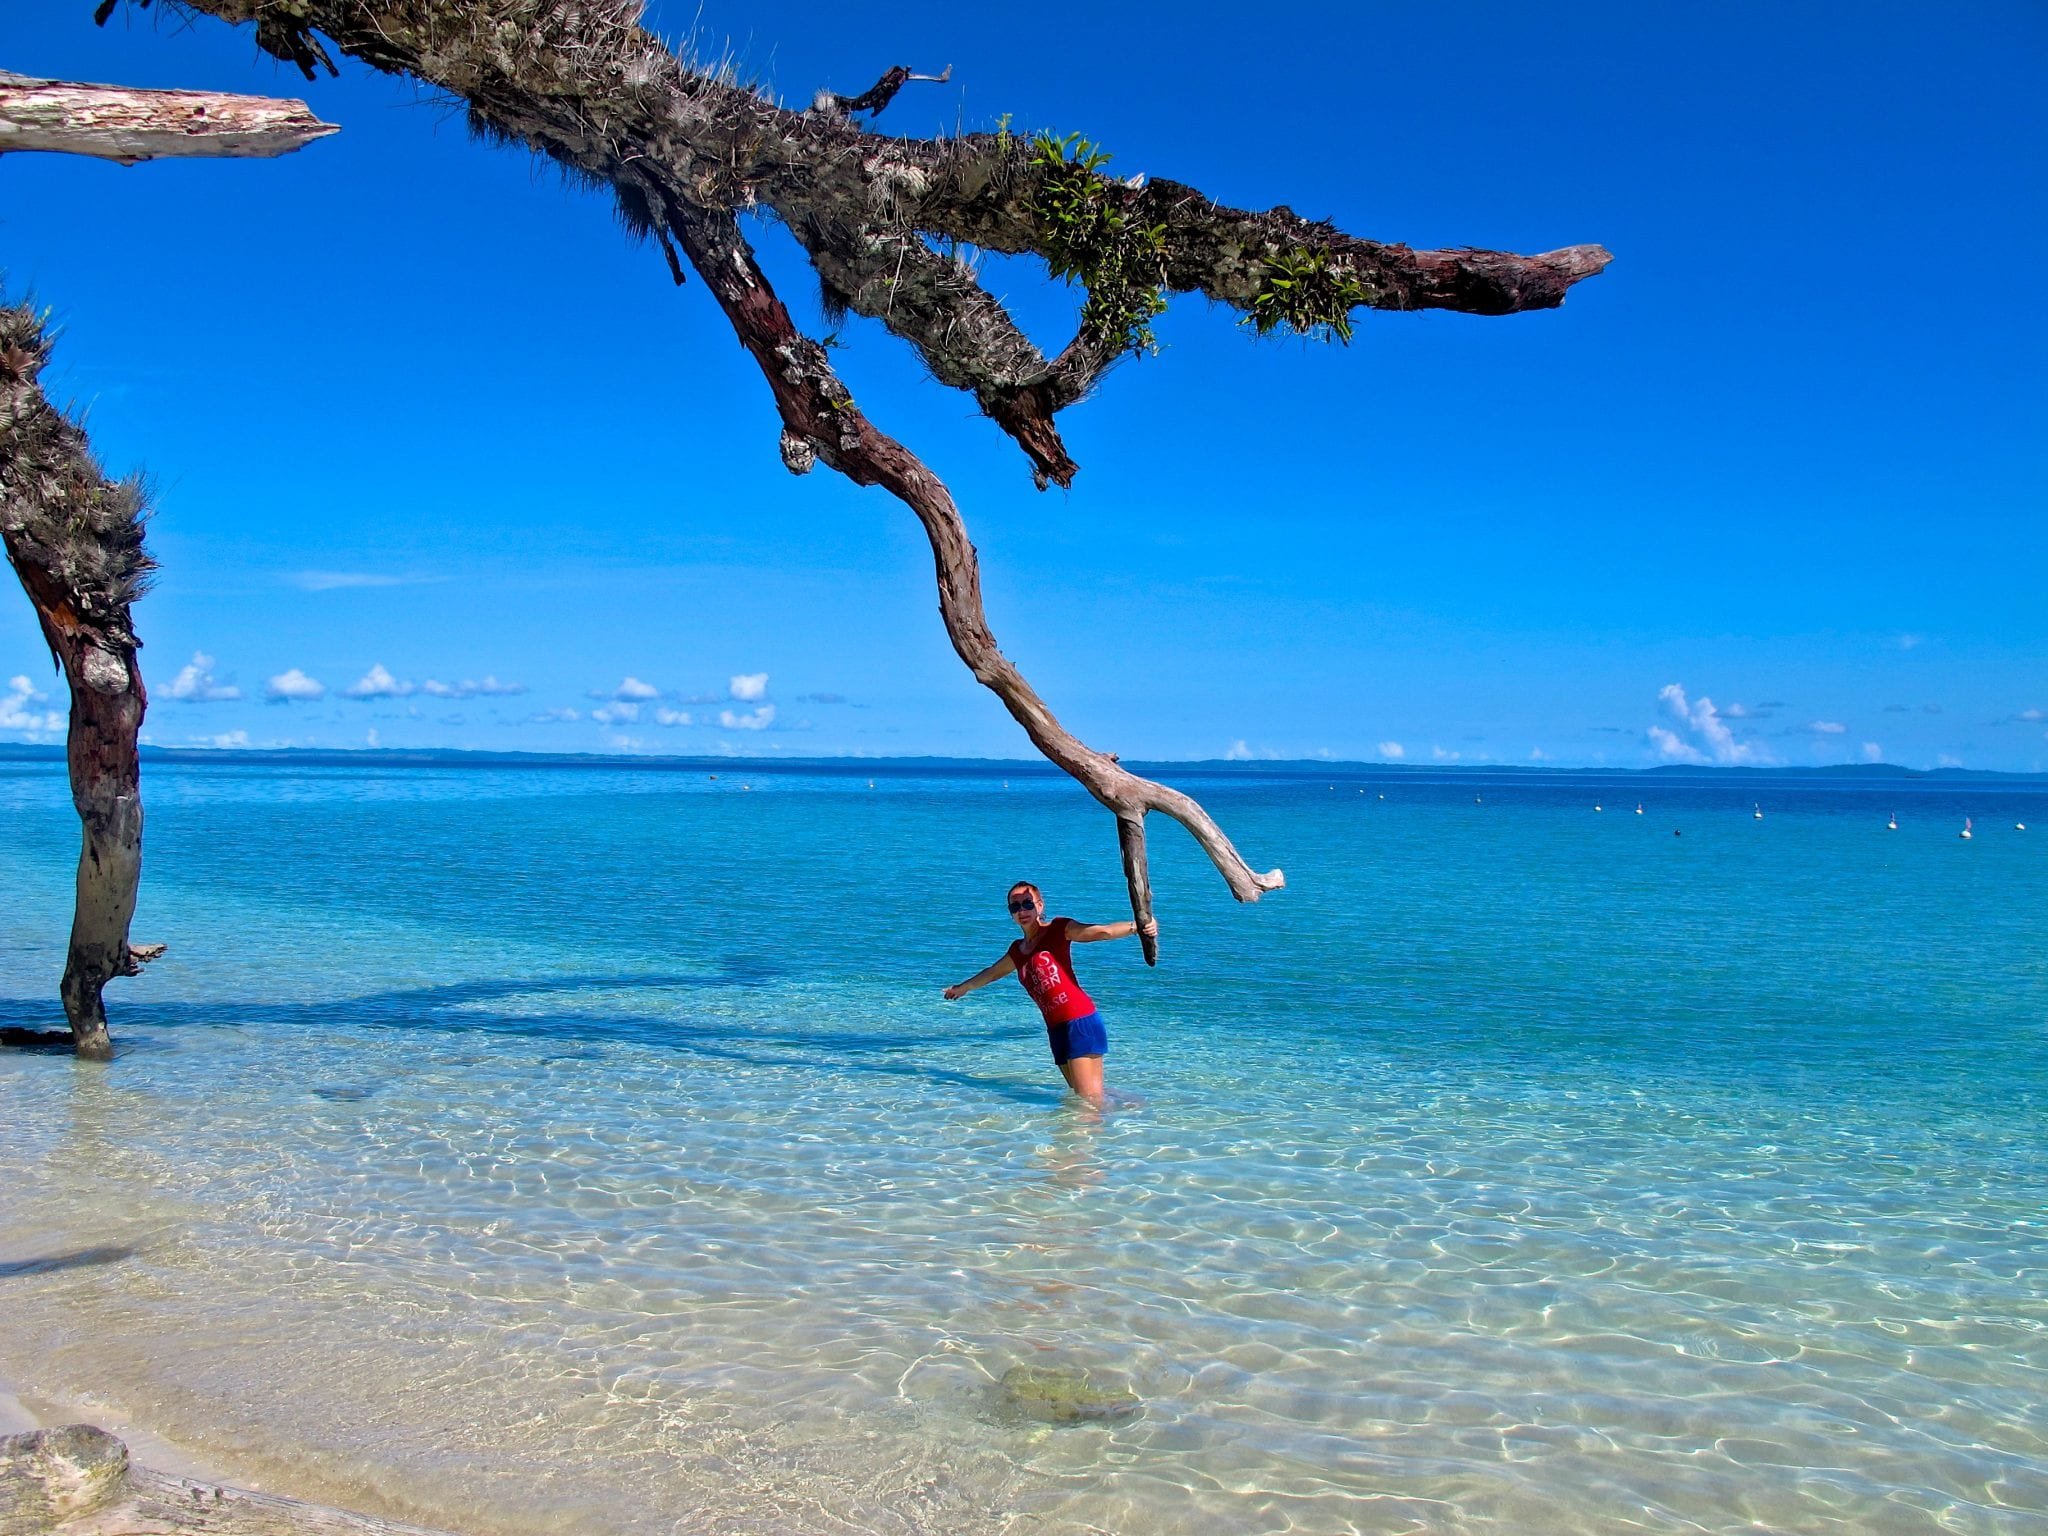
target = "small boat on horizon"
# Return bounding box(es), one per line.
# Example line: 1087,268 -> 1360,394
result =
1887,812 -> 1897,830
1753,803 -> 1763,820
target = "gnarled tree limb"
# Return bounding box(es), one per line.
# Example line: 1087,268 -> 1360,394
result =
665,206 -> 1282,953
97,0 -> 1603,949
0,70 -> 337,163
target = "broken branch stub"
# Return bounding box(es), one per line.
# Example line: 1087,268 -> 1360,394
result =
0,70 -> 337,164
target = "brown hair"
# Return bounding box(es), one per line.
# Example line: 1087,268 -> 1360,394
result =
1007,881 -> 1042,906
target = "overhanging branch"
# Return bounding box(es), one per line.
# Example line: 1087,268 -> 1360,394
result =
127,1 -> 1606,484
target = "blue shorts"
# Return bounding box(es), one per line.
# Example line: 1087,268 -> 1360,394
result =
1046,1010 -> 1108,1065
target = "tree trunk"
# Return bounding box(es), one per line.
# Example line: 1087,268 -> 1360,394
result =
57,645 -> 149,1060
1,303 -> 159,1058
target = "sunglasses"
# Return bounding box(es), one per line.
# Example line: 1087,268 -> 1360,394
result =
1007,899 -> 1038,913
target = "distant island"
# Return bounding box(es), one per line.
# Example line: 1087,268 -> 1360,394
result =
1,744 -> 2043,783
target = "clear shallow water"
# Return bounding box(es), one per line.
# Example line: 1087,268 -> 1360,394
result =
1,759 -> 2045,1534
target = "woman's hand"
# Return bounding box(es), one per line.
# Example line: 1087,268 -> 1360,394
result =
1138,917 -> 1159,940
943,984 -> 964,1001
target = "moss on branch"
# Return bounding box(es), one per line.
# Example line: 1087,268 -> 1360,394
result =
1028,131 -> 1168,357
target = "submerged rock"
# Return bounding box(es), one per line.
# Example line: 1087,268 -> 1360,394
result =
997,1365 -> 1141,1425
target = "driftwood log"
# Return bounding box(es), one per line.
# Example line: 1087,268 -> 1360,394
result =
0,79 -> 333,1056
107,0 -> 1607,963
0,1425 -> 456,1535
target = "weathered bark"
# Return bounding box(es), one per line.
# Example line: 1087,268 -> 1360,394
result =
1,1424 -> 458,1533
1,303 -> 161,1058
0,71 -> 338,164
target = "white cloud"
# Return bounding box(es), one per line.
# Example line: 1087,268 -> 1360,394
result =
265,668 -> 326,702
1648,724 -> 1707,764
1431,746 -> 1460,761
603,677 -> 658,701
1655,683 -> 1766,764
593,702 -> 641,724
654,707 -> 693,727
1377,741 -> 1404,759
1724,702 -> 1750,718
365,728 -> 380,748
719,704 -> 776,731
289,571 -> 425,592
345,663 -> 414,699
1529,747 -> 1549,761
1937,754 -> 1963,768
1862,741 -> 1883,762
729,672 -> 769,701
607,734 -> 643,750
422,676 -> 526,699
1898,634 -> 1924,650
201,730 -> 251,750
527,707 -> 580,724
0,675 -> 64,735
1224,739 -> 1253,761
161,651 -> 241,702
2018,708 -> 2044,723
1810,720 -> 1847,734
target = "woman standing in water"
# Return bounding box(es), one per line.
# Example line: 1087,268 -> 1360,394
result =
942,881 -> 1158,1098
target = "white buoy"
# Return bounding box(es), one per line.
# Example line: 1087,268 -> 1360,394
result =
1753,803 -> 1763,820
1635,803 -> 1644,815
1595,804 -> 1603,812
2019,823 -> 2029,832
1960,817 -> 1973,840
1887,813 -> 1897,830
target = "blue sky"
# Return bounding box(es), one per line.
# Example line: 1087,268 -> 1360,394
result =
2,1 -> 2043,767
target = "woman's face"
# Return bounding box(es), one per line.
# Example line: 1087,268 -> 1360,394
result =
1007,889 -> 1042,929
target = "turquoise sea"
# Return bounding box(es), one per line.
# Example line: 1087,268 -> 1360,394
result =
1,756 -> 2044,1535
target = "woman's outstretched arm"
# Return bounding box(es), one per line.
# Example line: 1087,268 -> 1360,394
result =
1066,917 -> 1161,944
944,953 -> 1017,1000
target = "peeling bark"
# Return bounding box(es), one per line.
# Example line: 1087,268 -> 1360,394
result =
0,70 -> 337,163
1,303 -> 161,1058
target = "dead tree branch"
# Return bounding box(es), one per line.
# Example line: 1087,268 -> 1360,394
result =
0,70 -> 337,163
811,63 -> 951,119
98,0 -> 1605,947
665,206 -> 1282,950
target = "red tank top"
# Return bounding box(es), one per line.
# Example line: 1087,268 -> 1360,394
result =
1008,918 -> 1096,1025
